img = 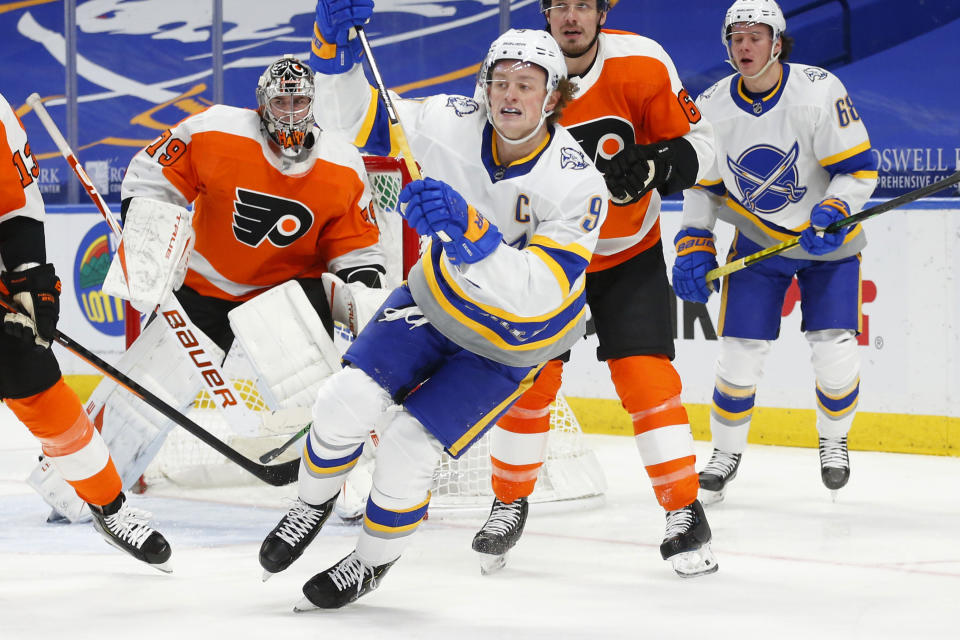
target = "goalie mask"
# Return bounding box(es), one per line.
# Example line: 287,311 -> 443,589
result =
723,0 -> 786,78
257,55 -> 316,157
477,29 -> 567,145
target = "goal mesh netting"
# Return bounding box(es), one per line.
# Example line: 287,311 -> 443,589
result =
140,155 -> 606,511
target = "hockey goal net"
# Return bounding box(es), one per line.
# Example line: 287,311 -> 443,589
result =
136,155 -> 606,512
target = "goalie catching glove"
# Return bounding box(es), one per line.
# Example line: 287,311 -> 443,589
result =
398,177 -> 503,265
312,0 -> 373,73
672,228 -> 719,304
799,197 -> 852,256
1,263 -> 61,349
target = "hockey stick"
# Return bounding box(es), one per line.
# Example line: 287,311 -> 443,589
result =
25,92 -> 259,433
258,423 -> 311,463
0,296 -> 300,486
354,27 -> 452,243
705,170 -> 960,283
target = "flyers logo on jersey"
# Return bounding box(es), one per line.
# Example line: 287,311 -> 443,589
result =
232,188 -> 314,248
565,116 -> 635,175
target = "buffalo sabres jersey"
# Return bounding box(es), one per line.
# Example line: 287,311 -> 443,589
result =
314,66 -> 608,367
562,30 -> 715,271
0,92 -> 46,270
682,63 -> 878,260
122,105 -> 383,301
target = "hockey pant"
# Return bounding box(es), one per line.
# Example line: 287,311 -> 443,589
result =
710,330 -> 860,453
488,355 -> 698,512
6,378 -> 121,506
299,366 -> 442,567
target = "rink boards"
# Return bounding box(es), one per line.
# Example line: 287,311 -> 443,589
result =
44,202 -> 960,457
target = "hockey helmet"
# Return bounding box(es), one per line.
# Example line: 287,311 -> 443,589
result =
723,0 -> 786,75
477,29 -> 568,145
256,55 -> 315,156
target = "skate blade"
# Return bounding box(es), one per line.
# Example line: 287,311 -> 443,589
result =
698,487 -> 726,506
293,597 -> 319,613
670,544 -> 719,578
830,489 -> 839,503
262,569 -> 275,583
478,551 -> 508,576
152,559 -> 173,574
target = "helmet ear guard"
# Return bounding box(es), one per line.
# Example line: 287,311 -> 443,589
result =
256,54 -> 316,156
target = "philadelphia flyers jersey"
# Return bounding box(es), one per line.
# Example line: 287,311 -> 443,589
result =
561,30 -> 715,272
122,105 -> 383,301
682,63 -> 877,260
0,92 -> 45,270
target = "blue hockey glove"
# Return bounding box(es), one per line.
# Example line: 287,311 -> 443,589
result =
799,197 -> 851,256
311,0 -> 373,73
398,178 -> 503,265
672,228 -> 719,304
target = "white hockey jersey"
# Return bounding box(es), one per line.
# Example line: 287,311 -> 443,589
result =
314,66 -> 608,367
682,63 -> 878,260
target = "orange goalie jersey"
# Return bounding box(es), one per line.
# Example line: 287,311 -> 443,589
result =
122,105 -> 382,301
560,29 -> 713,272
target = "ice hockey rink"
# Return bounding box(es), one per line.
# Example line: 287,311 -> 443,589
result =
1,404 -> 958,640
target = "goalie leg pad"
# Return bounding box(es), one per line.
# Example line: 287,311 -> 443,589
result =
28,318 -> 209,521
356,410 -> 443,567
229,280 -> 342,410
807,329 -> 860,438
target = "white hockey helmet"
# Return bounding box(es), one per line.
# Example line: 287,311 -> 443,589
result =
256,55 -> 315,156
723,0 -> 787,76
477,29 -> 567,145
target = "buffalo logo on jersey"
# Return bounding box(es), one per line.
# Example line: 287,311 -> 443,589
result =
564,117 -> 634,177
232,188 -> 314,248
446,96 -> 479,117
726,141 -> 808,214
803,67 -> 828,82
560,147 -> 588,170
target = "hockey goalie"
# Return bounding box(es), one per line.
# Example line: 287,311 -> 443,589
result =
29,54 -> 393,521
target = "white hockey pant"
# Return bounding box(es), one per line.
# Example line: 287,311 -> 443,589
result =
299,367 -> 442,567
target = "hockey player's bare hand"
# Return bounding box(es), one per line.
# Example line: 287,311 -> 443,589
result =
799,197 -> 851,256
605,143 -> 673,206
1,263 -> 61,349
672,228 -> 719,304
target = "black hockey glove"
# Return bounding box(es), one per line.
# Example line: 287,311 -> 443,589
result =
1,263 -> 61,349
604,138 -> 699,206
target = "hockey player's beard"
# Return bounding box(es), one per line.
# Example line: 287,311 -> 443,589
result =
560,30 -> 600,59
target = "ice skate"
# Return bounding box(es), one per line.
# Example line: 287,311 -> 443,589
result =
294,550 -> 396,611
698,448 -> 742,505
660,499 -> 718,578
471,497 -> 528,575
819,436 -> 850,500
260,496 -> 335,581
89,492 -> 172,573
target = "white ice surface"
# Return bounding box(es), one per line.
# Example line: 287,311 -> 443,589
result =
1,403 -> 958,640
